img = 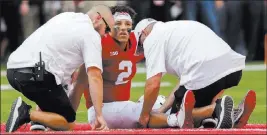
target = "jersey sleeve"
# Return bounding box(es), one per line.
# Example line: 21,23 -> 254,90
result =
81,31 -> 103,73
144,38 -> 167,80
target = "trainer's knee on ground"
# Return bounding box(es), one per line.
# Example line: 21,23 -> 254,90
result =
63,110 -> 76,123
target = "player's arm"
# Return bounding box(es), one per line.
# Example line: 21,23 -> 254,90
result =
68,64 -> 88,111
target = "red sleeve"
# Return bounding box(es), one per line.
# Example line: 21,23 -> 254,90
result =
135,54 -> 145,63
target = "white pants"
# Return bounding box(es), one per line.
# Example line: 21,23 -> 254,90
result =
88,101 -> 164,129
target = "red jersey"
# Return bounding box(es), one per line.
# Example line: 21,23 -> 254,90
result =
83,32 -> 143,108
101,32 -> 138,101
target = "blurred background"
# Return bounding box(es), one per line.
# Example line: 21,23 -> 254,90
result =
0,0 -> 266,64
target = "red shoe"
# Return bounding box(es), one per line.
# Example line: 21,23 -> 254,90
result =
234,90 -> 256,128
177,90 -> 195,128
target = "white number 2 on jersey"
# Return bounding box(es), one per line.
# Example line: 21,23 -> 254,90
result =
115,61 -> 132,85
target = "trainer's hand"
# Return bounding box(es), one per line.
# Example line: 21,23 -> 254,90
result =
137,114 -> 150,128
91,116 -> 109,130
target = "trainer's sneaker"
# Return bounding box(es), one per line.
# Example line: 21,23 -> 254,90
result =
234,90 -> 256,128
177,90 -> 195,128
6,97 -> 32,132
201,117 -> 218,128
213,95 -> 234,129
30,121 -> 47,131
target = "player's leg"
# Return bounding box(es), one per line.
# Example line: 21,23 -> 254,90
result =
169,85 -> 232,128
222,70 -> 256,128
194,70 -> 244,128
148,90 -> 195,128
233,90 -> 256,128
88,101 -> 137,129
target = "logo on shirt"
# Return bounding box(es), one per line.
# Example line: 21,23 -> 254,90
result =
110,51 -> 118,56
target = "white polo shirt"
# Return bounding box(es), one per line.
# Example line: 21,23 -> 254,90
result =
7,12 -> 103,86
144,21 -> 246,90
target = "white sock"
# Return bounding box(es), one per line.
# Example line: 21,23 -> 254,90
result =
167,113 -> 178,127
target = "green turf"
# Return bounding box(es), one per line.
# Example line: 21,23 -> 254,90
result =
1,68 -> 266,124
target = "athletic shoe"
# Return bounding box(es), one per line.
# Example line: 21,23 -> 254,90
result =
199,117 -> 218,128
234,90 -> 256,128
30,121 -> 47,131
214,95 -> 234,129
177,90 -> 195,128
6,97 -> 32,132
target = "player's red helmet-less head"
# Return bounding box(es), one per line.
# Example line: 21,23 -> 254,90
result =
110,6 -> 137,43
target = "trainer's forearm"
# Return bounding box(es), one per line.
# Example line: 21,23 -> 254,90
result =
141,84 -> 160,116
141,75 -> 161,117
87,71 -> 103,117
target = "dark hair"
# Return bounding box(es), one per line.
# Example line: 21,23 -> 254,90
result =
110,5 -> 137,23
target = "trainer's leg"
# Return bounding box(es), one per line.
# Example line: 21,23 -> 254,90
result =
6,69 -> 76,132
30,110 -> 75,131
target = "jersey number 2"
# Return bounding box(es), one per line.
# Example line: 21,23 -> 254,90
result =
115,61 -> 132,85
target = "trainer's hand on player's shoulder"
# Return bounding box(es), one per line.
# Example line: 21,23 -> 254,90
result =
91,115 -> 109,130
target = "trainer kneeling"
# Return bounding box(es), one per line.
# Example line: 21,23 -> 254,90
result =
5,5 -> 115,133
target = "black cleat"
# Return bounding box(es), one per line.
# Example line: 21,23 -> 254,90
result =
199,117 -> 218,128
30,121 -> 47,131
6,97 -> 32,132
214,95 -> 234,129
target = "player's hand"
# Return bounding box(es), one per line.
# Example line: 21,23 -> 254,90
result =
137,114 -> 150,128
91,115 -> 109,130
